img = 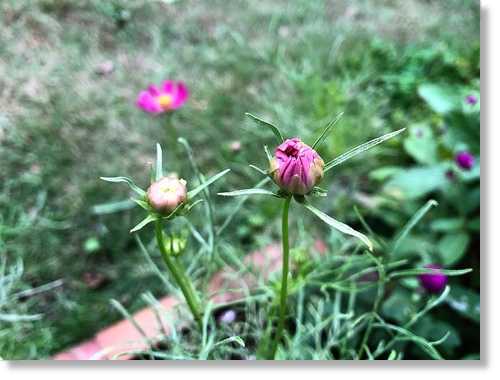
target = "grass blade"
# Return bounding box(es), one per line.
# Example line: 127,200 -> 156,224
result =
392,199 -> 438,253
324,128 -> 406,172
155,143 -> 163,181
92,199 -> 136,215
218,188 -> 278,197
130,214 -> 157,233
249,164 -> 268,176
389,268 -> 472,279
304,203 -> 373,251
100,176 -> 146,197
311,111 -> 344,150
245,112 -> 284,143
187,169 -> 230,199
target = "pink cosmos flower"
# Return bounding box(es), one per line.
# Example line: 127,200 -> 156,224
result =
270,138 -> 324,195
136,80 -> 189,114
147,176 -> 188,214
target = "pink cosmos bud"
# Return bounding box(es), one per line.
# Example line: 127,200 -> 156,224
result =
455,151 -> 475,171
418,264 -> 447,294
147,176 -> 188,214
270,138 -> 324,195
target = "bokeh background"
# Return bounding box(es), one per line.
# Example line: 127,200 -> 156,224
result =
0,0 -> 479,359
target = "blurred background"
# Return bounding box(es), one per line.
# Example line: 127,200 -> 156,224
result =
0,0 -> 479,359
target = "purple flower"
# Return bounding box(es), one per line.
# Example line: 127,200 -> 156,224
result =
270,138 -> 324,195
455,151 -> 475,171
419,264 -> 447,294
465,95 -> 478,105
147,176 -> 187,214
218,309 -> 237,324
136,80 -> 189,114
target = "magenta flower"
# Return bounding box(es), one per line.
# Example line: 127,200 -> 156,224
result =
270,138 -> 324,195
465,95 -> 478,105
455,151 -> 475,171
419,264 -> 447,294
147,176 -> 188,214
136,80 -> 189,114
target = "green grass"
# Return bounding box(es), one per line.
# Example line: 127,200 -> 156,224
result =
0,0 -> 479,359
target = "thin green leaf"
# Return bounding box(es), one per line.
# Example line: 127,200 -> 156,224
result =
100,176 -> 146,197
218,188 -> 279,197
216,177 -> 271,236
178,137 -> 207,183
135,235 -> 171,290
249,164 -> 268,176
185,198 -> 204,212
155,143 -> 163,181
245,112 -> 284,143
132,198 -> 150,211
187,169 -> 231,199
130,214 -> 157,233
404,286 -> 450,328
392,199 -> 438,253
213,336 -> 245,349
312,111 -> 344,149
429,332 -> 451,347
389,268 -> 472,279
264,145 -> 272,161
304,203 -> 373,251
387,350 -> 398,360
0,313 -> 43,322
110,299 -> 151,347
91,199 -> 136,215
372,321 -> 443,359
324,128 -> 406,172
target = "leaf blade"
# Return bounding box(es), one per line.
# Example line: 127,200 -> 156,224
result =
392,199 -> 438,253
187,169 -> 231,199
245,112 -> 284,143
304,203 -> 373,251
218,188 -> 278,197
100,176 -> 146,197
311,111 -> 344,149
156,143 -> 163,181
324,128 -> 406,172
130,214 -> 157,233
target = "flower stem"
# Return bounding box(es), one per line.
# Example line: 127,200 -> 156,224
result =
272,195 -> 292,358
155,219 -> 203,329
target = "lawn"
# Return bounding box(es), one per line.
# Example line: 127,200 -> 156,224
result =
0,0 -> 479,360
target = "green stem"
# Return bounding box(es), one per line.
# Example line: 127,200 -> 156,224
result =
357,253 -> 385,359
165,116 -> 180,147
155,220 -> 203,329
271,196 -> 292,359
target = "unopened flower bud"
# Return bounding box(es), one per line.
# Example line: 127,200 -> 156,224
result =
418,264 -> 447,294
270,138 -> 324,195
147,176 -> 187,214
455,151 -> 475,171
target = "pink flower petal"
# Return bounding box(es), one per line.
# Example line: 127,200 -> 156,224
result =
136,91 -> 162,114
171,81 -> 189,109
147,85 -> 161,96
162,80 -> 175,93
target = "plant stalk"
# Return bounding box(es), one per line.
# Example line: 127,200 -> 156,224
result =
271,195 -> 292,358
155,219 -> 203,329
